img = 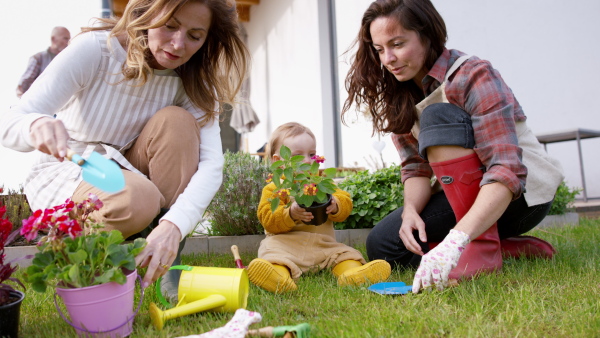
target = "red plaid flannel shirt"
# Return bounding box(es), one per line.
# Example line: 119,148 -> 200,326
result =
392,49 -> 527,199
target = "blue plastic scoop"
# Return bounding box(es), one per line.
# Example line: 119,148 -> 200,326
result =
67,149 -> 125,193
368,282 -> 413,295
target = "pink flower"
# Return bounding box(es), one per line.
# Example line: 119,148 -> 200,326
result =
58,219 -> 82,239
311,155 -> 325,163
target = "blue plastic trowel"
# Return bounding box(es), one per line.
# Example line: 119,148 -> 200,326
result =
368,281 -> 413,295
67,149 -> 125,193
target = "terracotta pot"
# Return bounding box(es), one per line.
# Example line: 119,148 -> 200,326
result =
301,194 -> 332,226
0,290 -> 25,338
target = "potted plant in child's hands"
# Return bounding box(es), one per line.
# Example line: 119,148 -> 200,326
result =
0,197 -> 26,338
268,145 -> 338,225
22,194 -> 146,337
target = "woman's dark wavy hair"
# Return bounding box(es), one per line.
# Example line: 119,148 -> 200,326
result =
342,0 -> 447,135
83,0 -> 250,127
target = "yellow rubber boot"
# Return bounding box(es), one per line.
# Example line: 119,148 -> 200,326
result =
333,260 -> 391,286
247,258 -> 297,294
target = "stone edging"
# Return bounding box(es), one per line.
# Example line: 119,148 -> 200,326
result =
5,213 -> 579,269
5,229 -> 374,269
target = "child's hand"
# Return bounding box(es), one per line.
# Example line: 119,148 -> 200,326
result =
326,197 -> 338,214
290,202 -> 314,223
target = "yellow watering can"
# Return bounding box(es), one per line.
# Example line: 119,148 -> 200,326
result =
149,265 -> 249,330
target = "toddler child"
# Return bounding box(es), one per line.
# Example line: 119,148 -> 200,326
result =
247,122 -> 391,293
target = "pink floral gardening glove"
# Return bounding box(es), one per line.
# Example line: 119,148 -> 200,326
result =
412,229 -> 470,293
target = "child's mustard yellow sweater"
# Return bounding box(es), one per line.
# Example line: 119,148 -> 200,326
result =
256,183 -> 364,279
257,182 -> 353,237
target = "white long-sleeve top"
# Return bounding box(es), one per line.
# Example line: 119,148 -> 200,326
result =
0,31 -> 224,238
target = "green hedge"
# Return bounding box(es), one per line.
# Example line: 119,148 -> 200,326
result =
336,165 -> 404,230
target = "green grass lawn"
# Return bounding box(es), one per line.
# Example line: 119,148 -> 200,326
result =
16,218 -> 600,337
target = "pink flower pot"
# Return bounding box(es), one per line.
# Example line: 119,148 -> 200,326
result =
55,270 -> 139,337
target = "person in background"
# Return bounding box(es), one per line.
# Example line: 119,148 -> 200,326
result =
247,122 -> 391,294
0,0 -> 250,300
16,26 -> 71,98
342,0 -> 563,293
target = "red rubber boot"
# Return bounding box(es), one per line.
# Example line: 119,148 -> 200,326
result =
429,153 -> 503,281
500,236 -> 556,259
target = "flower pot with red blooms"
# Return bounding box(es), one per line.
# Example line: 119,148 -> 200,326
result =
0,195 -> 26,338
21,194 -> 146,337
268,145 -> 337,226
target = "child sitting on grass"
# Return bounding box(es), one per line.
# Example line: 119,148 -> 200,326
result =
247,122 -> 391,293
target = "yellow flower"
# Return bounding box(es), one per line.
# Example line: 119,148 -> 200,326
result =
275,189 -> 290,199
303,183 -> 318,196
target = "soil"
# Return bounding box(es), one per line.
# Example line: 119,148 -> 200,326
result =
0,294 -> 21,307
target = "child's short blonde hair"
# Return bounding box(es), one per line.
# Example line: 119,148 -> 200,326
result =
266,122 -> 316,161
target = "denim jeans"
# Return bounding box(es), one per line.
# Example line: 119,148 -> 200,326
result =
366,103 -> 553,269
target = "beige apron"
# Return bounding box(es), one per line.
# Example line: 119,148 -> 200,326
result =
411,56 -> 563,206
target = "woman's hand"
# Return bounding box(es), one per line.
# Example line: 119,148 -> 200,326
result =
29,117 -> 70,160
399,208 -> 427,255
411,229 -> 470,293
325,197 -> 339,214
289,202 -> 313,223
135,220 -> 182,288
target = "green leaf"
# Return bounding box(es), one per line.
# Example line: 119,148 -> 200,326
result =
271,198 -> 280,213
323,168 -> 337,177
296,194 -> 313,207
270,161 -> 284,170
67,249 -> 87,264
68,264 -> 81,287
280,145 -> 291,159
291,155 -> 305,163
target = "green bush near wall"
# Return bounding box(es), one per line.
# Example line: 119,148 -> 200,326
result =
336,165 -> 404,230
549,181 -> 580,215
0,186 -> 31,232
205,151 -> 269,236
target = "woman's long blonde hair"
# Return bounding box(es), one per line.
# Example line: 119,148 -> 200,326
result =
82,0 -> 250,126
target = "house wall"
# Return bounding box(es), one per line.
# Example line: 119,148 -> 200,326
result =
242,0 -> 331,158
245,0 -> 600,199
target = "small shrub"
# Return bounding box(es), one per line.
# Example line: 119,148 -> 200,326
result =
337,165 -> 404,229
549,181 -> 581,215
205,151 -> 269,236
0,186 -> 31,233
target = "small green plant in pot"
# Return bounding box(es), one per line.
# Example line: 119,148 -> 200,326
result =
0,195 -> 26,338
268,145 -> 337,225
22,194 -> 146,337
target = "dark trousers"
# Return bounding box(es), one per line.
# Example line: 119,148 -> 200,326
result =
366,103 -> 552,269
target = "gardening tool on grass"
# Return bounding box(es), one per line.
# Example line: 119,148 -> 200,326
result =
150,265 -> 249,330
231,245 -> 246,269
368,281 -> 412,295
247,323 -> 311,338
66,149 -> 125,193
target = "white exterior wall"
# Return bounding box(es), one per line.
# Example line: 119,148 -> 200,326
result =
245,0 -> 600,199
242,0 -> 331,159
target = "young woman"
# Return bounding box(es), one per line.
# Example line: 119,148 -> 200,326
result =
342,0 -> 563,292
0,0 -> 250,292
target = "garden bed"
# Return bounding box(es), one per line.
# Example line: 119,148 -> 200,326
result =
5,228 -> 374,268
